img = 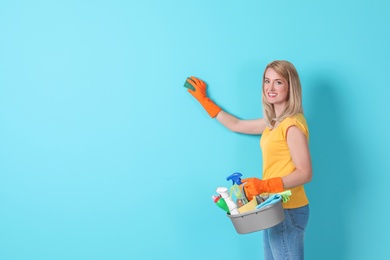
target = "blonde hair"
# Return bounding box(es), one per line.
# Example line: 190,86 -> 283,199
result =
262,60 -> 303,128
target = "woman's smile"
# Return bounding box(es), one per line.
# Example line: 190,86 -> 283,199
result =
263,68 -> 289,108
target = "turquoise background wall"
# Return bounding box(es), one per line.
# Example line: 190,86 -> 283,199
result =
1,0 -> 389,259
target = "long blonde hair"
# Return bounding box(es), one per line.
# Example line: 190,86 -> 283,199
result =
262,60 -> 303,128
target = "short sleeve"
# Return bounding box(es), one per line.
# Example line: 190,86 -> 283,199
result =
281,114 -> 309,141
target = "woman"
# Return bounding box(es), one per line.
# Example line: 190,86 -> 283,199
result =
186,60 -> 312,260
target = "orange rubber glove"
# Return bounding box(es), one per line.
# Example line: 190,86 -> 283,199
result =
186,76 -> 221,118
241,177 -> 284,200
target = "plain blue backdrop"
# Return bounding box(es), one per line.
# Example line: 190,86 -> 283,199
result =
1,0 -> 389,259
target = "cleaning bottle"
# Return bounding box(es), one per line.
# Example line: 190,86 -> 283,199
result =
216,187 -> 239,215
212,195 -> 229,213
226,172 -> 248,207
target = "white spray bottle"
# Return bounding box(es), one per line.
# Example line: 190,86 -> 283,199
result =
216,187 -> 239,215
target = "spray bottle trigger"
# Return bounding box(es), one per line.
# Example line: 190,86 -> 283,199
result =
226,172 -> 243,185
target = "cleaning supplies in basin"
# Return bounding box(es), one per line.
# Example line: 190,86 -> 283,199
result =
216,187 -> 239,215
212,195 -> 229,213
226,172 -> 248,207
237,197 -> 258,214
256,194 -> 282,210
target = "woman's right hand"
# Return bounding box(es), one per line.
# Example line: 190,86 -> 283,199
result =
186,76 -> 207,99
185,76 -> 221,118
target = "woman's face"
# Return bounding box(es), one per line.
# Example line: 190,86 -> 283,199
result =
263,68 -> 289,108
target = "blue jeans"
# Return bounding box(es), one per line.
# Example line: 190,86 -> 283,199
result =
263,205 -> 310,260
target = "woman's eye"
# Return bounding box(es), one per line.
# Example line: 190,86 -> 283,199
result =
276,81 -> 282,85
264,80 -> 269,84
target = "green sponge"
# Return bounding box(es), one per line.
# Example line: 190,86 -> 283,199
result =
183,77 -> 195,91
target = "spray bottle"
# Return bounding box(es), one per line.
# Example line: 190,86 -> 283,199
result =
212,195 -> 229,213
216,187 -> 239,215
226,172 -> 248,207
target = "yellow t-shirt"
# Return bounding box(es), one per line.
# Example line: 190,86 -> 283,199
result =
260,113 -> 309,209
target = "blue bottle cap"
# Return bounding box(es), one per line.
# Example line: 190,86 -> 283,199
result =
226,172 -> 243,185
